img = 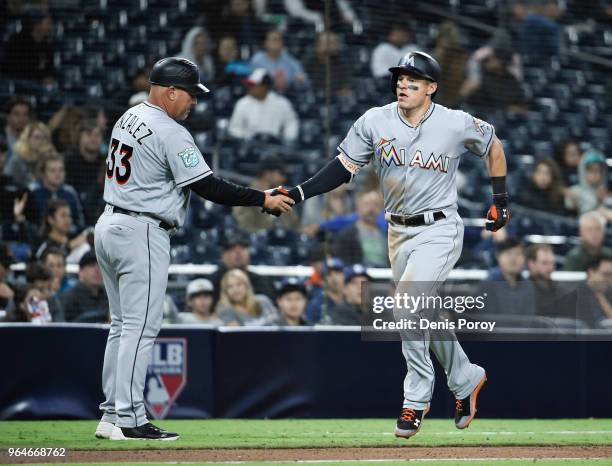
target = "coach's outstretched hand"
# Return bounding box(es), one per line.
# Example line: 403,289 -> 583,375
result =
262,186 -> 294,217
485,193 -> 510,232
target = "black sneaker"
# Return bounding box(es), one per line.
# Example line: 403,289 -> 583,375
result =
110,422 -> 180,441
455,374 -> 487,429
394,406 -> 430,438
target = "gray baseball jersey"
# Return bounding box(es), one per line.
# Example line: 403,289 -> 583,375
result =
104,101 -> 212,228
338,102 -> 495,215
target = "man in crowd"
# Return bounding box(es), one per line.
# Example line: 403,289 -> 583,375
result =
272,278 -> 309,326
577,256 -> 612,327
370,23 -> 418,78
3,96 -> 32,158
564,211 -> 612,271
60,251 -> 108,322
209,231 -> 276,302
332,190 -> 388,267
64,119 -> 104,195
30,156 -> 84,230
483,237 -> 536,316
175,278 -> 220,324
320,264 -> 371,325
526,243 -> 557,315
233,156 -> 300,232
305,257 -> 345,324
228,68 -> 299,144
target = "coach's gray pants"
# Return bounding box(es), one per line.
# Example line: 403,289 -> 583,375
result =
388,210 -> 485,410
94,209 -> 170,428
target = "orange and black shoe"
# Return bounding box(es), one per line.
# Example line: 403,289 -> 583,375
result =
455,374 -> 487,429
394,405 -> 430,438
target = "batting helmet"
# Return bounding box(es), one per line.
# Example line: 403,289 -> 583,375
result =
149,57 -> 210,95
388,51 -> 441,95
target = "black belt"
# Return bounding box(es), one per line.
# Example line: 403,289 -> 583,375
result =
108,204 -> 174,231
389,211 -> 446,227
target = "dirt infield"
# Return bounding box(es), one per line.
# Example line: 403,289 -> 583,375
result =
3,445 -> 611,463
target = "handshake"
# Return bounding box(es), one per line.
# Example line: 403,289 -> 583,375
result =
261,186 -> 296,217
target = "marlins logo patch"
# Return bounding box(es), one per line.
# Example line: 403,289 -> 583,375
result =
144,338 -> 187,419
376,137 -> 405,166
178,147 -> 199,168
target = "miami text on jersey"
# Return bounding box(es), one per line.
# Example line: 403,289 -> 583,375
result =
409,151 -> 450,173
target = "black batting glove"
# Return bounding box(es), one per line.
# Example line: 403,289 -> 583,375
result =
485,193 -> 510,232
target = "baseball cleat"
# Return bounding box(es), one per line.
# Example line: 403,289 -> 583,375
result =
95,421 -> 115,439
110,422 -> 179,441
394,405 -> 430,438
455,373 -> 487,429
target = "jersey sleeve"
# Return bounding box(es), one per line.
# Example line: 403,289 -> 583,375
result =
164,126 -> 212,188
461,111 -> 496,157
337,111 -> 374,167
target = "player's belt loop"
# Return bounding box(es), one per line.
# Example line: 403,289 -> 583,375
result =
424,212 -> 434,225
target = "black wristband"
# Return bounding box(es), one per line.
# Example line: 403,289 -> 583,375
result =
491,176 -> 507,196
189,174 -> 265,206
288,158 -> 351,205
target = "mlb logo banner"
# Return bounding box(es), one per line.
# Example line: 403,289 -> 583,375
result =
144,338 -> 187,419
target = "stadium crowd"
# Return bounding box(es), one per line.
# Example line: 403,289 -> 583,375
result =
0,0 -> 611,328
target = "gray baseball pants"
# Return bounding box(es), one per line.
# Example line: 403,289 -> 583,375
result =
94,207 -> 170,428
387,209 -> 485,410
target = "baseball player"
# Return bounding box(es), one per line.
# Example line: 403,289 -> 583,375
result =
271,51 -> 509,437
93,57 -> 294,441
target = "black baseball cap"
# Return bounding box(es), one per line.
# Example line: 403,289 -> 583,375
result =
149,57 -> 210,96
79,251 -> 98,268
222,231 -> 251,250
277,277 -> 307,298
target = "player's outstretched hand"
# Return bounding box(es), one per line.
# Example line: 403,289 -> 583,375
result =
262,186 -> 294,217
485,193 -> 510,232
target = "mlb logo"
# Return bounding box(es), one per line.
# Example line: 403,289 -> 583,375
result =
144,338 -> 187,419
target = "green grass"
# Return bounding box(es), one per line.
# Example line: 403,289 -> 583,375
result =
1,419 -> 611,450
11,461 -> 612,466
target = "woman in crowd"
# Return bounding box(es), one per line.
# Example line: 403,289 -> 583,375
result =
34,199 -> 89,261
5,284 -> 51,324
554,139 -> 582,186
215,268 -> 277,326
41,246 -> 75,294
3,121 -> 57,184
180,26 -> 215,82
517,158 -> 566,215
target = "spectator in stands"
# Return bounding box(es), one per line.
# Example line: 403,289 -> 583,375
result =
432,21 -> 468,107
370,23 -> 418,78
517,159 -> 566,215
526,243 -> 561,317
320,264 -> 370,325
180,27 -> 215,82
465,47 -> 528,114
214,35 -> 252,87
483,237 -> 536,316
305,257 -> 345,324
3,121 -> 57,185
554,139 -> 582,186
47,105 -> 84,153
277,0 -> 361,33
126,66 -> 152,106
215,268 -> 278,325
233,156 -> 300,232
41,246 -> 75,295
459,30 -> 523,103
568,0 -> 612,24
301,183 -> 355,237
565,150 -> 611,218
512,0 -> 562,59
0,244 -> 15,314
210,0 -> 268,49
564,211 -> 612,271
332,190 -> 388,267
25,261 -> 64,322
577,256 -> 612,327
271,277 -> 309,326
2,10 -> 56,83
30,156 -> 85,230
34,199 -> 90,261
303,31 -> 353,97
5,285 -> 52,324
64,119 -> 104,195
228,68 -> 299,144
175,278 -> 221,325
250,29 -> 307,93
209,230 -> 276,302
3,96 -> 32,158
60,251 -> 108,322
